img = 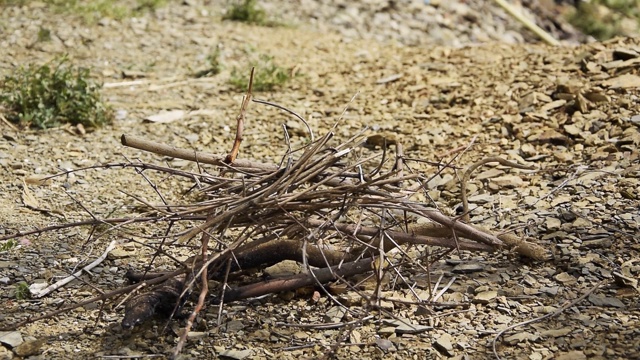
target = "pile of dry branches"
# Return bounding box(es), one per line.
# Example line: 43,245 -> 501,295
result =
1,70 -> 548,358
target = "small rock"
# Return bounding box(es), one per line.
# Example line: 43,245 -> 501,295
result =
325,306 -> 347,323
555,350 -> 586,360
467,193 -> 494,204
0,331 -> 23,348
264,260 -> 302,278
540,327 -> 572,337
0,346 -> 11,360
377,327 -> 396,335
433,333 -> 454,357
540,286 -> 560,296
452,263 -> 484,273
555,272 -> 576,284
218,349 -> 252,360
395,322 -> 431,334
563,124 -> 581,136
588,294 -> 625,308
476,168 -> 504,180
602,74 -> 640,89
529,129 -> 570,145
224,320 -> 245,332
375,338 -> 393,351
292,331 -> 308,340
581,238 -> 612,249
491,175 -> 524,188
504,331 -> 538,344
474,290 -> 497,303
545,217 -> 561,230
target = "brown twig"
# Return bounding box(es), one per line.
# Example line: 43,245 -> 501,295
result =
226,67 -> 254,164
461,157 -> 535,223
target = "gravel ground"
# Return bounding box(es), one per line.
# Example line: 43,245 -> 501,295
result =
0,1 -> 639,359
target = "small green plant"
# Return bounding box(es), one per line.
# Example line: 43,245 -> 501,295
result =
224,0 -> 280,26
568,0 -> 640,40
0,56 -> 113,129
230,54 -> 291,92
37,27 -> 52,43
135,0 -> 166,12
0,239 -> 17,252
15,282 -> 30,300
0,0 -> 167,23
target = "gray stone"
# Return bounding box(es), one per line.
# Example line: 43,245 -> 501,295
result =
452,263 -> 485,274
0,332 -> 22,348
588,294 -> 625,308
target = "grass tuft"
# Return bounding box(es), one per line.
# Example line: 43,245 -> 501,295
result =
0,0 -> 167,23
15,282 -> 30,300
223,0 -> 281,27
0,56 -> 113,129
0,239 -> 18,252
229,54 -> 291,92
567,0 -> 640,40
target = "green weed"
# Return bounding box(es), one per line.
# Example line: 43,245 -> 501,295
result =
229,54 -> 291,92
15,282 -> 30,300
568,0 -> 640,40
0,56 -> 113,129
224,0 -> 280,27
0,0 -> 167,23
0,239 -> 17,252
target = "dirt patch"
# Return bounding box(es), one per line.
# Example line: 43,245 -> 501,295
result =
1,1 -> 639,359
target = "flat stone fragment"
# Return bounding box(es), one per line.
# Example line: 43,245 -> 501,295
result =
395,322 -> 432,334
540,286 -> 560,296
588,294 -> 625,308
474,290 -> 498,303
540,328 -> 572,337
0,331 -> 23,348
555,272 -> 576,284
375,338 -> 393,351
555,350 -> 587,360
491,175 -> 524,188
218,349 -> 253,360
602,74 -> 640,89
467,193 -> 494,204
433,333 -> 454,356
452,263 -> 485,273
504,331 -> 538,344
529,129 -> 570,145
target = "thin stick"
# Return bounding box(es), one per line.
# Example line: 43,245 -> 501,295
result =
253,98 -> 315,141
120,134 -> 277,172
226,67 -> 254,164
31,240 -> 117,298
493,0 -> 560,46
173,229 -> 211,358
461,157 -> 535,223
491,280 -> 605,360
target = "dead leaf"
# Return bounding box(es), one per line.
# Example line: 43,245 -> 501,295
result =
22,181 -> 40,209
144,110 -> 185,123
